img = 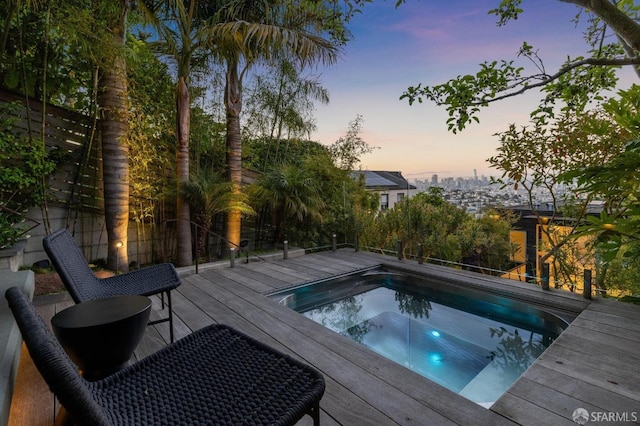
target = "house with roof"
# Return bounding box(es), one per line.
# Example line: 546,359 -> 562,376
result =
351,170 -> 418,211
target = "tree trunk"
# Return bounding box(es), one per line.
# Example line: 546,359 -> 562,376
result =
224,58 -> 243,250
176,75 -> 192,266
99,8 -> 129,272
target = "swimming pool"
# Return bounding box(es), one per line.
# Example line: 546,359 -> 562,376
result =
267,266 -> 572,407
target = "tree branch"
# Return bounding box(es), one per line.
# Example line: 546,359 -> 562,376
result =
472,55 -> 640,105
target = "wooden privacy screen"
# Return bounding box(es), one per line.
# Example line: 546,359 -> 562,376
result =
0,90 -> 103,214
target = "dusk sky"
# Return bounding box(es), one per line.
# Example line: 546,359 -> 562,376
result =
310,0 -> 636,180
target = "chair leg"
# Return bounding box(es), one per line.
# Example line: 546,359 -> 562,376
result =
311,400 -> 321,426
166,290 -> 174,343
147,291 -> 175,343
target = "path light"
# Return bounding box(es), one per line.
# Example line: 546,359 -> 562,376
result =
115,241 -> 123,275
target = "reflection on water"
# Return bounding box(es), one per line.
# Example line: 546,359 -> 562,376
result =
487,327 -> 551,389
301,286 -> 559,406
309,296 -> 373,344
396,291 -> 432,318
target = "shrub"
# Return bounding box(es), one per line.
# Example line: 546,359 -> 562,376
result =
0,102 -> 58,247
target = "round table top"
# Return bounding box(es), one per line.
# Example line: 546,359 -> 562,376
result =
51,295 -> 151,329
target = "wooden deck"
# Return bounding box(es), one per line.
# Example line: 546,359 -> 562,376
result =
9,249 -> 640,425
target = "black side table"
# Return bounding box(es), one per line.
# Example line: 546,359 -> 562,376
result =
51,295 -> 151,381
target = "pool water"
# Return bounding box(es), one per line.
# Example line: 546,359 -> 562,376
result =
268,268 -> 570,407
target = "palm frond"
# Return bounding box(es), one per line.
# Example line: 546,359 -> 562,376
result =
204,20 -> 339,66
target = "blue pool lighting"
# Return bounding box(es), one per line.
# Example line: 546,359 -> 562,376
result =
431,330 -> 441,337
429,353 -> 443,363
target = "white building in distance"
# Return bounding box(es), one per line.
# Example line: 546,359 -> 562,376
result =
351,171 -> 418,211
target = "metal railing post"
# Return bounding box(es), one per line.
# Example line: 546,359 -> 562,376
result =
194,226 -> 199,274
162,221 -> 167,262
583,269 -> 592,300
541,263 -> 550,290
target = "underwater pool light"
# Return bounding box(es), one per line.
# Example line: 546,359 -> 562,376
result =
429,353 -> 442,363
431,330 -> 441,337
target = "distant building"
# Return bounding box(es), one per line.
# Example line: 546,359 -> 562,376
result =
431,174 -> 438,185
351,170 -> 418,211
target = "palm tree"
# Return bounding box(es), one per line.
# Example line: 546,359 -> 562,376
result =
254,162 -> 325,245
146,0 -> 228,266
209,0 -> 341,249
151,0 -> 198,267
99,0 -> 131,271
182,167 -> 253,258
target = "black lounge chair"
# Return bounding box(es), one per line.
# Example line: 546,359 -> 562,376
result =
43,228 -> 181,342
5,287 -> 325,425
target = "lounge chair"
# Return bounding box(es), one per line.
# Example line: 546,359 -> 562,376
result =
43,228 -> 180,342
5,287 -> 325,425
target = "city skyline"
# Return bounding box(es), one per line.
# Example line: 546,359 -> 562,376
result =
310,1 -> 636,179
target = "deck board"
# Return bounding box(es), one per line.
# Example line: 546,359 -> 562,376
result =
11,249 -> 640,425
501,376 -> 607,423
243,261 -> 319,284
489,392 -> 578,426
284,255 -> 363,275
570,313 -> 640,341
533,348 -> 640,398
521,364 -> 640,414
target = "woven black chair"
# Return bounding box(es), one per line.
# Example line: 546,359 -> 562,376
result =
5,287 -> 325,426
43,228 -> 181,342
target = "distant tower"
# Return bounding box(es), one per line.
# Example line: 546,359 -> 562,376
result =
474,169 -> 478,181
431,174 -> 438,184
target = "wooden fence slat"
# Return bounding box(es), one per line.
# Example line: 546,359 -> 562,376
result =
1,89 -> 103,213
